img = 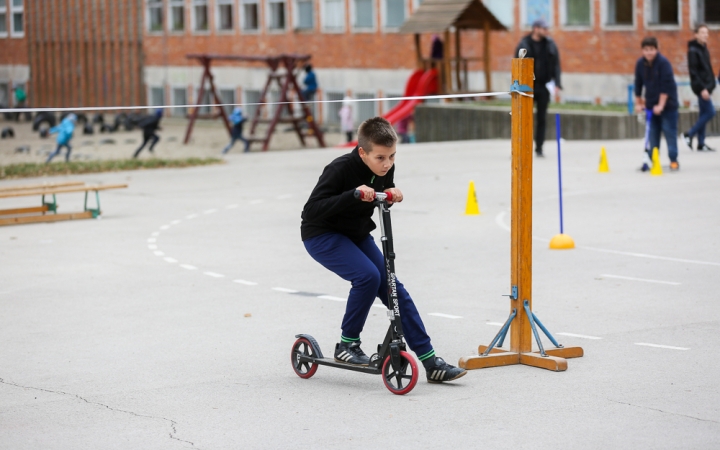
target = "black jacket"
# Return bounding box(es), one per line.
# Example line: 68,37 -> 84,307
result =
301,147 -> 394,242
688,39 -> 716,96
515,35 -> 562,89
634,52 -> 679,111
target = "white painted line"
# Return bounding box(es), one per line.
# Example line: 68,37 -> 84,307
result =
164,257 -> 178,263
317,295 -> 346,302
276,194 -> 293,200
153,251 -> 165,256
225,204 -> 239,209
160,225 -> 170,230
250,199 -> 265,205
147,238 -> 156,243
151,232 -> 160,237
486,322 -> 504,327
171,220 -> 182,225
180,264 -> 197,270
203,209 -> 218,215
186,214 -> 198,220
204,272 -> 225,278
272,287 -> 299,293
556,332 -> 603,340
233,279 -> 258,286
600,274 -> 681,286
148,244 -> 157,250
429,313 -> 463,319
635,343 -> 690,351
583,247 -> 720,267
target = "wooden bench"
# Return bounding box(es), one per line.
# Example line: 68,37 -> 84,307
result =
0,181 -> 128,226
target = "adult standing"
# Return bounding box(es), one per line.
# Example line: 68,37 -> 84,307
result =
634,37 -> 680,171
514,19 -> 562,157
684,24 -> 717,152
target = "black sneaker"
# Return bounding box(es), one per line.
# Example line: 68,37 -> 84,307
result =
535,149 -> 544,158
683,132 -> 693,150
334,341 -> 370,366
424,357 -> 467,383
698,144 -> 716,152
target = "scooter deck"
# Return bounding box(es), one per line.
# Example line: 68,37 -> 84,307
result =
301,356 -> 383,374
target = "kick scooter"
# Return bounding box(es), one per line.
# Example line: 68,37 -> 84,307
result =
290,190 -> 419,395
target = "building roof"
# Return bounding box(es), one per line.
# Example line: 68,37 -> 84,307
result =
399,0 -> 507,34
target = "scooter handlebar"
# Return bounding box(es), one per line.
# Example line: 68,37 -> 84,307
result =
353,190 -> 393,202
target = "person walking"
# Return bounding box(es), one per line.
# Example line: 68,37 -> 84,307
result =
634,37 -> 680,171
222,107 -> 250,153
133,110 -> 163,159
684,24 -> 717,152
45,114 -> 77,163
301,64 -> 318,102
514,19 -> 562,157
339,96 -> 355,144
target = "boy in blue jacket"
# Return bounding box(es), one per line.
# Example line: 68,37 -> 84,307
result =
301,117 -> 466,384
45,114 -> 77,163
634,37 -> 680,171
222,107 -> 250,153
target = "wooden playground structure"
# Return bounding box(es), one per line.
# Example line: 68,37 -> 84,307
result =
183,54 -> 325,151
458,53 -> 584,372
400,0 -> 506,95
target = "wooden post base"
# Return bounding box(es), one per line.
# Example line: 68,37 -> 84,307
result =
458,345 -> 583,372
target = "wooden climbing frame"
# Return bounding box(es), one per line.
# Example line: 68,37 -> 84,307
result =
183,53 -> 325,151
458,54 -> 584,372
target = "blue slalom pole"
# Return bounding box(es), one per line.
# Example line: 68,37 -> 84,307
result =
555,113 -> 564,234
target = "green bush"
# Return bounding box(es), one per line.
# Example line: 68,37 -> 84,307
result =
0,158 -> 224,179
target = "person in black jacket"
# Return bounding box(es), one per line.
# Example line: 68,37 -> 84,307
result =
301,117 -> 466,384
634,37 -> 680,171
514,19 -> 562,157
684,24 -> 717,152
133,109 -> 163,159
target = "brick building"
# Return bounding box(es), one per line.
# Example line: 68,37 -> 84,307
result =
2,0 -> 720,124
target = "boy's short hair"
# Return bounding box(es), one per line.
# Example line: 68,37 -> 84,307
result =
358,117 -> 398,152
641,36 -> 658,49
695,23 -> 709,33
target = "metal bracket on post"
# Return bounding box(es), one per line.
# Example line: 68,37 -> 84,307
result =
84,190 -> 102,218
523,300 -> 564,357
481,308 -> 516,356
42,194 -> 58,214
502,285 -> 518,300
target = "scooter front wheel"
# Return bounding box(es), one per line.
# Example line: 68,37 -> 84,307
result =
381,351 -> 418,395
291,337 -> 319,379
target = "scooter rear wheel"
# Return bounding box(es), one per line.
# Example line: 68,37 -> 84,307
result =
291,337 -> 319,379
381,351 -> 418,395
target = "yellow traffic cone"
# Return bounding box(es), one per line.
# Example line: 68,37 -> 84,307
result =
598,147 -> 610,173
650,147 -> 663,176
549,233 -> 575,249
465,181 -> 481,215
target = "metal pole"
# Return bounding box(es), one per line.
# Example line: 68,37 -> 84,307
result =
555,113 -> 564,235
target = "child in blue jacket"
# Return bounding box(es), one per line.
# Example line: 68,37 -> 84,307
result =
45,114 -> 77,163
222,107 -> 250,153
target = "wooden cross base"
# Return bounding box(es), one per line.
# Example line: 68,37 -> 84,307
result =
459,345 -> 584,372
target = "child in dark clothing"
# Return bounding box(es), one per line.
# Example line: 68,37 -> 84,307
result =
133,109 -> 163,159
222,107 -> 250,154
301,117 -> 466,384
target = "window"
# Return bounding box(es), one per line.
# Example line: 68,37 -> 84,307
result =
268,0 -> 286,30
170,0 -> 185,31
356,93 -> 376,123
385,93 -> 402,112
244,89 -> 261,120
219,88 -> 235,115
0,0 -> 7,36
696,0 -> 720,25
198,89 -> 212,115
323,0 -> 344,31
150,87 -> 165,107
385,0 -> 405,28
243,0 -> 259,30
217,0 -> 234,30
524,0 -> 552,27
0,83 -> 9,106
648,0 -> 679,25
606,0 -> 633,25
172,87 -> 187,117
147,0 -> 163,32
324,92 -> 344,124
354,0 -> 373,28
193,0 -> 209,31
10,0 -> 22,36
296,0 -> 314,30
564,0 -> 590,26
483,0 -> 514,28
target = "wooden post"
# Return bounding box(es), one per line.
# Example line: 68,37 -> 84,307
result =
457,51 -> 584,372
414,33 -> 423,70
443,29 -> 451,94
484,19 -> 492,92
455,27 -> 462,92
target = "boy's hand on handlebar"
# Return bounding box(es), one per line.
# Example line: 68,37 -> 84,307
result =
385,188 -> 403,204
356,185 -> 375,202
